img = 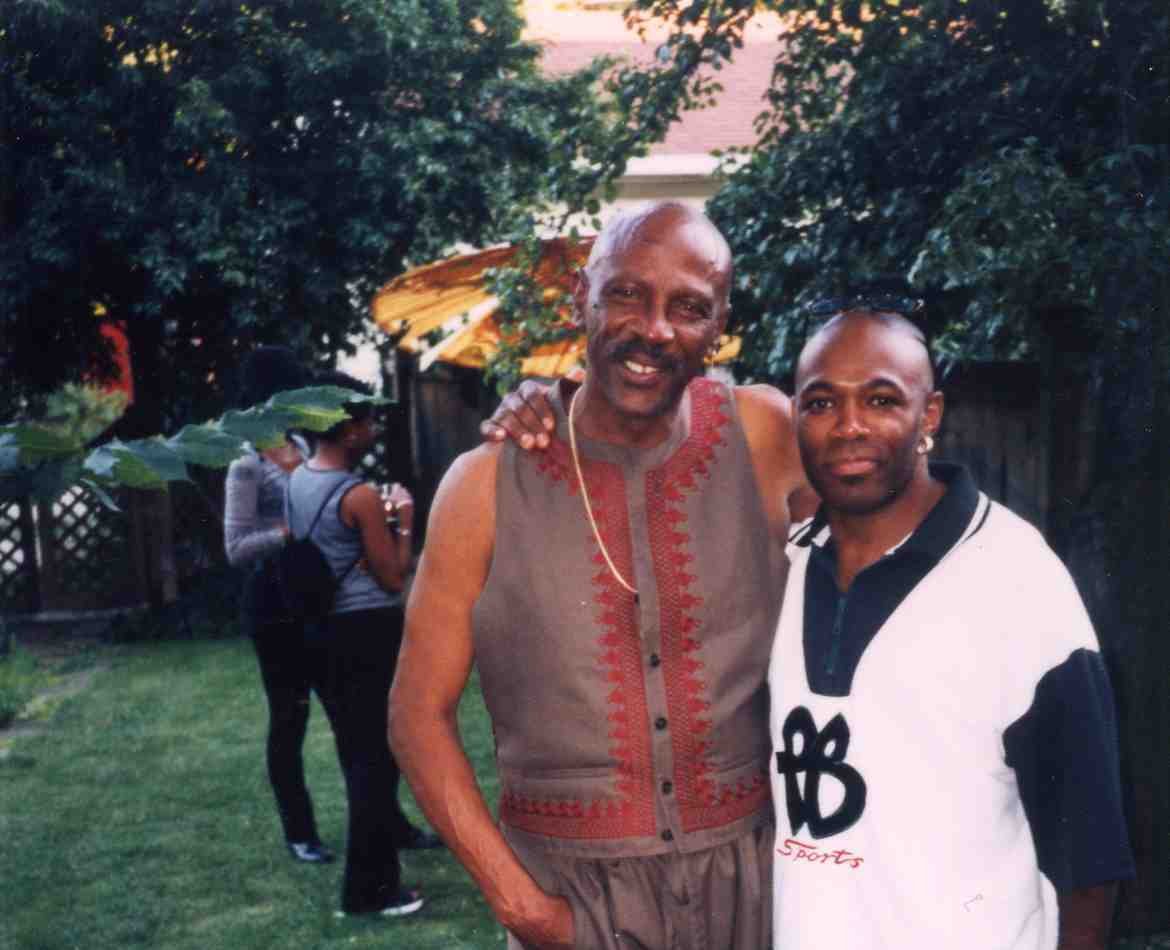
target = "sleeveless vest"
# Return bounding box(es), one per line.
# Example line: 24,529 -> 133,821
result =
472,378 -> 785,858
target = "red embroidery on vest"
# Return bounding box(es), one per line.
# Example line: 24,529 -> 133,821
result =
647,380 -> 769,831
503,438 -> 655,840
533,440 -> 576,492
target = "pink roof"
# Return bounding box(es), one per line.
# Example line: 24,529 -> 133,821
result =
538,40 -> 782,155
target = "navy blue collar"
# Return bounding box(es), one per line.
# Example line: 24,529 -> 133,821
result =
795,462 -> 980,563
795,463 -> 984,696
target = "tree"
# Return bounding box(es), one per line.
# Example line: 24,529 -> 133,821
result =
622,0 -> 1168,933
0,0 -> 657,433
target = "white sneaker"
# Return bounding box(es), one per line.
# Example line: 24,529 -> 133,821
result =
332,888 -> 425,919
380,889 -> 424,918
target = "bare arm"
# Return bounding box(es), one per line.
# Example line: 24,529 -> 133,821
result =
340,482 -> 411,592
1057,883 -> 1117,949
735,384 -> 816,542
389,445 -> 573,948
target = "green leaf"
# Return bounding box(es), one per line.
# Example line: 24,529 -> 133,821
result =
79,478 -> 122,512
83,439 -> 189,490
165,425 -> 249,468
218,407 -> 305,449
0,424 -> 82,463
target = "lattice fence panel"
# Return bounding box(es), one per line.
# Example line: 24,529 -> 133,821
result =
0,499 -> 39,613
42,485 -> 137,609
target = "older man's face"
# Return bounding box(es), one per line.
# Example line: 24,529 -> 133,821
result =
574,213 -> 729,437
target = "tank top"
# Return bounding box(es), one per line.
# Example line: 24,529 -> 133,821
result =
285,465 -> 401,613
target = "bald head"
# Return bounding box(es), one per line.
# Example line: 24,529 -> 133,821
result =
798,309 -> 935,392
793,308 -> 944,519
587,202 -> 733,310
570,201 -> 734,443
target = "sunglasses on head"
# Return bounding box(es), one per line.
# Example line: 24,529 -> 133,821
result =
806,294 -> 925,318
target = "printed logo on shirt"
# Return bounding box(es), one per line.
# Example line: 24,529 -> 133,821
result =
777,837 -> 865,869
775,706 -> 867,839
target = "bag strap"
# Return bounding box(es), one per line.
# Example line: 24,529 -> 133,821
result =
288,472 -> 360,542
287,472 -> 364,583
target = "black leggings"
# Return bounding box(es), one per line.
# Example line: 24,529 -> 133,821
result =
308,604 -> 413,913
249,608 -> 321,845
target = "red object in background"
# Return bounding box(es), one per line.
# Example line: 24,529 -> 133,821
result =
97,321 -> 134,406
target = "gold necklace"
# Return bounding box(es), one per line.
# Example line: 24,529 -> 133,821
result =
567,387 -> 639,601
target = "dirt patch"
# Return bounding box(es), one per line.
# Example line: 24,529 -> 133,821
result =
0,623 -> 113,748
0,663 -> 108,744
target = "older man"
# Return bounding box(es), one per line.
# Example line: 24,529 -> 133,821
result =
389,202 -> 808,949
770,303 -> 1134,948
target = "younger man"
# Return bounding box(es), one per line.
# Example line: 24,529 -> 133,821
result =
770,304 -> 1133,948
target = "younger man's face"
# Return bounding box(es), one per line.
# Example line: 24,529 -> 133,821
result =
794,312 -> 940,516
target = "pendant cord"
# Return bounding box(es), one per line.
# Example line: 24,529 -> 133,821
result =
567,387 -> 639,598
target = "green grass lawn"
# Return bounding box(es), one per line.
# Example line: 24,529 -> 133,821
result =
0,636 -> 505,950
2,634 -> 1166,950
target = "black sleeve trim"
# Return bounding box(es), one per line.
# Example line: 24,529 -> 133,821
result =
1003,648 -> 1135,891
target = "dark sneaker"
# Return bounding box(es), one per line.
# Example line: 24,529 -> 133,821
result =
288,841 -> 335,863
380,889 -> 424,918
401,827 -> 445,850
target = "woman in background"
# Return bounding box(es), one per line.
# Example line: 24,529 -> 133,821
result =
286,370 -> 437,919
223,346 -> 333,865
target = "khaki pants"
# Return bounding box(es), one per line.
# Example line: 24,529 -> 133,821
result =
507,823 -> 773,950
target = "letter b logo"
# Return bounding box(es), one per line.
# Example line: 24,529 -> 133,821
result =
776,706 -> 867,839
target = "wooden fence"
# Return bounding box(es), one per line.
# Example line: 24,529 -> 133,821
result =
2,364 -> 1047,619
0,487 -> 176,616
934,361 -> 1049,529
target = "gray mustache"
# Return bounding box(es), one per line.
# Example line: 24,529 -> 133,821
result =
610,341 -> 678,371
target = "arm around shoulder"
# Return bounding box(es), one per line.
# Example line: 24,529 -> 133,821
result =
734,384 -> 815,535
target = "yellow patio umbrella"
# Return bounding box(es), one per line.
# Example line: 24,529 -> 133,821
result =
371,237 -> 740,379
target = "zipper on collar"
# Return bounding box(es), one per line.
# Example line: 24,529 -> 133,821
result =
826,593 -> 848,679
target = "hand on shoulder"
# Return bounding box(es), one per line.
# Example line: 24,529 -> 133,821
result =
734,383 -> 798,466
479,379 -> 557,451
734,383 -> 816,533
735,381 -> 793,419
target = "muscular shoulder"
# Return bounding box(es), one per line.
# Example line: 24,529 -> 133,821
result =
734,383 -> 793,430
734,385 -> 801,484
417,444 -> 500,590
429,444 -> 500,539
730,383 -> 816,532
439,443 -> 500,502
